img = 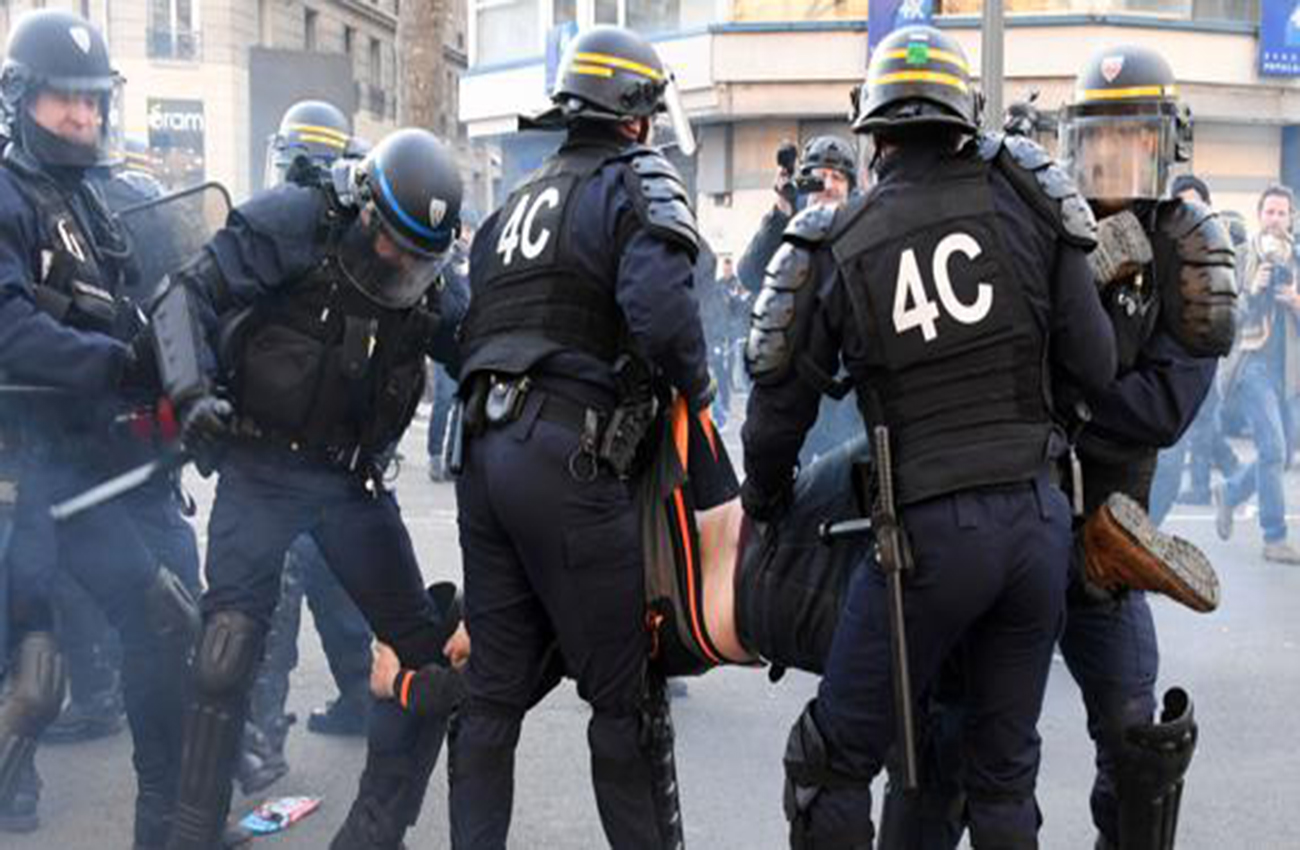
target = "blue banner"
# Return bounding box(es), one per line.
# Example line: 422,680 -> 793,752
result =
545,21 -> 580,94
1260,0 -> 1300,77
868,0 -> 934,53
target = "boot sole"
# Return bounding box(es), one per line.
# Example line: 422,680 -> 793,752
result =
1106,492 -> 1221,612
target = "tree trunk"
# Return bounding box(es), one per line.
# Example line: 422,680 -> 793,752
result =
398,0 -> 448,131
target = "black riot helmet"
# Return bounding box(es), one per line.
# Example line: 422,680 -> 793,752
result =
264,99 -> 353,188
1059,45 -> 1192,207
0,9 -> 125,168
530,25 -> 695,154
799,135 -> 858,190
335,128 -> 463,309
852,26 -> 980,137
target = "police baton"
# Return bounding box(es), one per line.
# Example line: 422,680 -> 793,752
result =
817,425 -> 918,791
49,447 -> 190,522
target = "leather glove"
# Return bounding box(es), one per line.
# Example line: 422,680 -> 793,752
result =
1089,210 -> 1153,288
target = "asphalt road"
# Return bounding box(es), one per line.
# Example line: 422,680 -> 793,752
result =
8,402 -> 1300,849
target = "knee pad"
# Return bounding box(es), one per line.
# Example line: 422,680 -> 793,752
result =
783,700 -> 873,850
145,567 -> 201,644
1116,688 -> 1197,850
0,632 -> 65,804
193,610 -> 267,699
0,632 -> 66,734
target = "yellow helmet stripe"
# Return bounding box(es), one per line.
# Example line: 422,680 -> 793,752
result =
569,63 -> 616,79
572,51 -> 664,81
874,70 -> 970,93
296,132 -> 349,148
287,123 -> 351,142
1079,85 -> 1177,102
881,47 -> 970,75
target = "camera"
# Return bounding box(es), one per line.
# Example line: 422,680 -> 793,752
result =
776,141 -> 797,176
775,141 -> 827,196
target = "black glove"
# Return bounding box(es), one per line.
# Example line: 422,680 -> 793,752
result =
180,395 -> 234,464
120,332 -> 161,395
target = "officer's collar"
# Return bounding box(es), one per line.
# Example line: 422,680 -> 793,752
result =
873,142 -> 961,184
2,140 -> 84,191
560,124 -> 632,155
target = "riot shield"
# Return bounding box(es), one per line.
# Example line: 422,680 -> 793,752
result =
116,182 -> 233,301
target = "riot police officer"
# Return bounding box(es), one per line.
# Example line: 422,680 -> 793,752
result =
450,24 -> 712,849
1053,45 -> 1233,849
153,128 -> 464,849
263,98 -> 362,188
237,98 -> 377,798
742,26 -> 1117,847
875,44 -> 1236,850
0,10 -> 193,846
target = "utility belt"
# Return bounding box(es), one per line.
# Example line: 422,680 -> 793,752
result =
462,368 -> 658,481
232,418 -> 389,486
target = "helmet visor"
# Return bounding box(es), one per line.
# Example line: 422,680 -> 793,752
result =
655,71 -> 696,156
337,209 -> 450,310
1061,114 -> 1168,203
262,135 -> 290,189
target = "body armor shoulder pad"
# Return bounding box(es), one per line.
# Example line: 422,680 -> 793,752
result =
1155,198 -> 1238,358
745,215 -> 824,385
616,145 -> 700,262
1156,198 -> 1235,264
784,203 -> 838,246
984,132 -> 1098,251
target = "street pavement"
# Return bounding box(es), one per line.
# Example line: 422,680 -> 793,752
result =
8,402 -> 1300,849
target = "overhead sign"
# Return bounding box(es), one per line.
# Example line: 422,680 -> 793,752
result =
869,0 -> 934,53
1260,0 -> 1300,77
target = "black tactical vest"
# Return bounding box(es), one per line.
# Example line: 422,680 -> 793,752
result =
458,143 -> 628,379
831,151 -> 1055,505
225,205 -> 430,463
4,154 -> 123,335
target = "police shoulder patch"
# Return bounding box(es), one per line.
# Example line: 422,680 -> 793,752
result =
617,145 -> 700,262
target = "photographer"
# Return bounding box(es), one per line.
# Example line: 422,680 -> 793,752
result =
735,135 -> 856,294
1215,184 -> 1300,563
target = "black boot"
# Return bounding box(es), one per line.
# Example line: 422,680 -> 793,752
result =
332,709 -> 449,849
307,690 -> 371,737
43,690 -> 125,744
0,755 -> 41,834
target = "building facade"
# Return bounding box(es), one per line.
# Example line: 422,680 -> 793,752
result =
460,0 -> 1295,258
0,0 -> 404,200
